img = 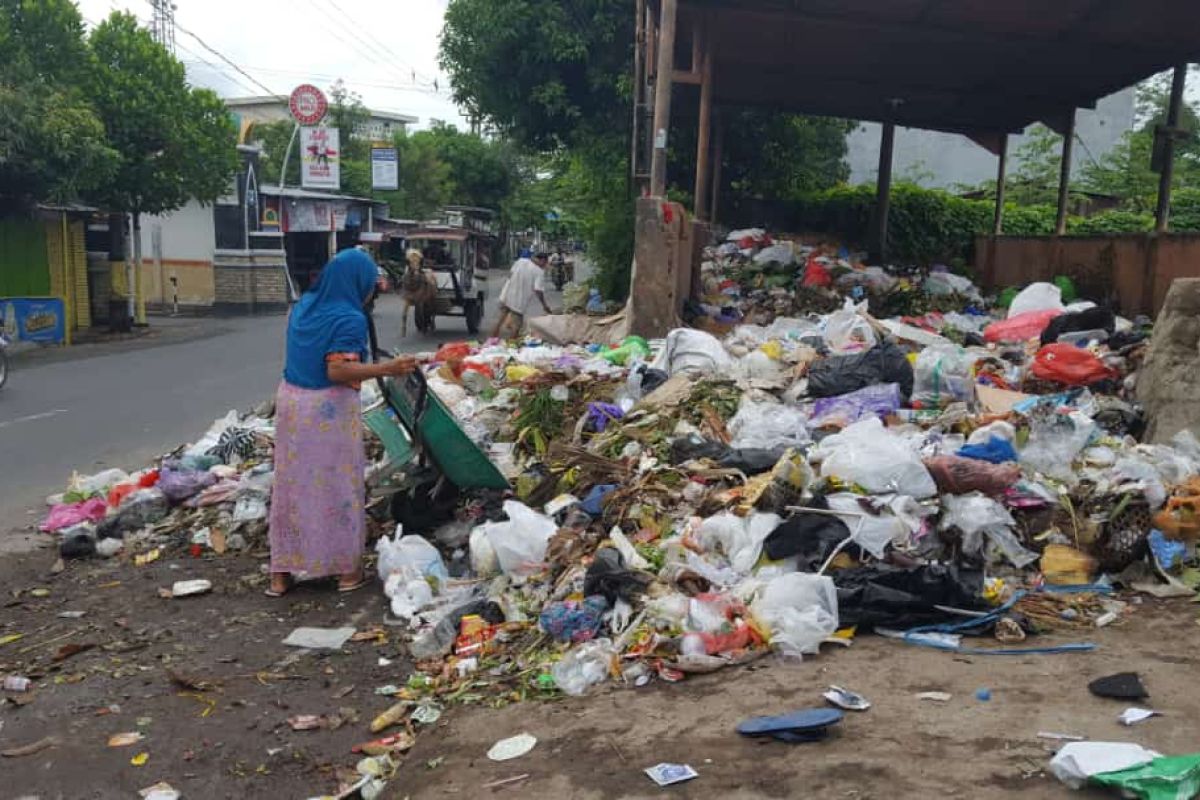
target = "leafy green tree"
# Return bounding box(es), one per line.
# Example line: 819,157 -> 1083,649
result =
86,11 -> 237,318
0,0 -> 116,212
376,129 -> 452,220
419,122 -> 515,210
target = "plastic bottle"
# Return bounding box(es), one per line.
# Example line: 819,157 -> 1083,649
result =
3,675 -> 31,692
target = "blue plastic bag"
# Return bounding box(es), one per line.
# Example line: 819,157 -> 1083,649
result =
958,436 -> 1018,464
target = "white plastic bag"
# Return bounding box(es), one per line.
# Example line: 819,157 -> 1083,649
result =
551,639 -> 615,696
822,299 -> 877,354
727,398 -> 809,450
825,493 -> 906,559
1007,282 -> 1064,319
816,418 -> 937,498
1020,412 -> 1096,480
924,271 -> 981,299
738,350 -> 789,383
696,512 -> 781,575
752,242 -> 796,266
651,329 -> 734,376
940,493 -> 1037,568
376,530 -> 449,584
1049,742 -> 1160,790
69,468 -> 130,496
485,501 -> 557,577
469,524 -> 500,578
766,316 -> 823,345
751,573 -> 839,659
911,345 -> 976,409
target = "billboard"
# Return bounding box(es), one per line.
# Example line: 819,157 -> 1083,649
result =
371,147 -> 399,191
301,126 -> 340,190
1,297 -> 66,344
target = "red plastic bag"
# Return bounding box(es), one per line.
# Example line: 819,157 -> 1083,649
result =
983,309 -> 1062,343
802,256 -> 832,288
1031,343 -> 1117,385
434,342 -> 472,363
107,483 -> 137,508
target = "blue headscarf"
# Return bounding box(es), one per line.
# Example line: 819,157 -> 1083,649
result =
283,248 -> 378,389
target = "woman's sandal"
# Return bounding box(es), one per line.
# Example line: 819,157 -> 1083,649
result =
337,574 -> 368,593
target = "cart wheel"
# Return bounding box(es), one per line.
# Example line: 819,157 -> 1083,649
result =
464,298 -> 482,335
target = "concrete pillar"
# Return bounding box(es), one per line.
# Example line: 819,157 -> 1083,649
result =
870,122 -> 896,263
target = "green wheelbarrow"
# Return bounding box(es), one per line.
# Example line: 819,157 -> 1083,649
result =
363,369 -> 510,492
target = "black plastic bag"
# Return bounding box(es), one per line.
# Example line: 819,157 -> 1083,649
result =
832,564 -> 985,630
584,547 -> 651,604
670,435 -> 787,474
1040,306 -> 1116,346
763,512 -> 853,567
807,341 -> 914,400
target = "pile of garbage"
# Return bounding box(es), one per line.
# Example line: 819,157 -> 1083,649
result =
30,227 -> 1200,796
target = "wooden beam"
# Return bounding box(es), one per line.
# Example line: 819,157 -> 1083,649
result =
872,122 -> 896,263
649,0 -> 677,197
693,20 -> 713,221
631,0 -> 646,189
710,110 -> 724,225
671,70 -> 703,85
993,134 -> 1008,236
1155,64 -> 1188,233
1055,109 -> 1076,236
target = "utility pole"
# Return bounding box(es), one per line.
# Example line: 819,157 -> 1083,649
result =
150,0 -> 177,54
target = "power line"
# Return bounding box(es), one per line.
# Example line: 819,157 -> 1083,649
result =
173,21 -> 278,96
299,0 -> 440,91
227,63 -> 450,98
175,44 -> 260,96
323,0 -> 436,85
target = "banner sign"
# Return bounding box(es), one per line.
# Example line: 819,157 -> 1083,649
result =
301,126 -> 340,190
371,147 -> 399,190
1,297 -> 66,344
289,84 -> 328,126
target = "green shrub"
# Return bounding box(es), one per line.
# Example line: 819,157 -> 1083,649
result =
1068,210 -> 1153,235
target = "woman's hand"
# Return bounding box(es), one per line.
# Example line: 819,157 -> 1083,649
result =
380,356 -> 419,377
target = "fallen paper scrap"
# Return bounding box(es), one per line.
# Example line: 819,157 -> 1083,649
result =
1119,708 -> 1161,726
139,782 -> 181,800
488,733 -> 537,762
283,627 -> 356,650
645,763 -> 699,787
1038,732 -> 1086,742
170,580 -> 212,598
107,731 -> 145,747
917,692 -> 952,702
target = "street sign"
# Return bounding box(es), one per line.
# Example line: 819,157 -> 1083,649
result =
371,147 -> 399,190
289,84 -> 328,126
301,127 -> 340,190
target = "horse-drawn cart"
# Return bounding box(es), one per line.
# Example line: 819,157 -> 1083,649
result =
402,207 -> 497,336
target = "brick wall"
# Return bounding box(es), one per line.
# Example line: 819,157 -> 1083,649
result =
213,250 -> 290,314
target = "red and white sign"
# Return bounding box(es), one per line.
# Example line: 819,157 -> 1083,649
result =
289,84 -> 328,126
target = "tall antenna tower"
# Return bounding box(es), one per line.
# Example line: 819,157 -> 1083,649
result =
150,0 -> 177,54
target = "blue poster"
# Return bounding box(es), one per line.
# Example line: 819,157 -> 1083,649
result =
0,297 -> 66,344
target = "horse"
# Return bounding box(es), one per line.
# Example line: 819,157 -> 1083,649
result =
399,250 -> 438,338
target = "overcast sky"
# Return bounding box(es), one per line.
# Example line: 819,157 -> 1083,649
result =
76,0 -> 465,129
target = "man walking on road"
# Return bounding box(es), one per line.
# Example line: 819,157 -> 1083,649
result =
492,250 -> 554,339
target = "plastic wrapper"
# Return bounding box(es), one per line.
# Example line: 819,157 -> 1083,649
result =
1031,343 -> 1118,386
1050,742 -> 1161,790
1020,411 -> 1097,480
825,493 -> 907,559
815,418 -> 937,498
958,436 -> 1019,464
69,468 -> 130,497
484,501 -> 558,577
97,488 -> 168,537
1007,282 -> 1064,318
376,530 -> 449,584
766,316 -> 823,345
753,242 -> 796,266
984,308 -> 1063,343
822,299 -> 877,354
809,383 -> 901,428
763,511 -> 853,566
750,573 -> 839,659
923,455 -> 1020,496
1040,306 -> 1116,346
551,639 -> 615,696
807,340 -> 914,400
911,345 -> 976,409
697,512 -> 781,574
727,399 -> 809,450
1089,753 -> 1200,800
941,492 -> 1036,568
584,547 -> 651,604
924,271 -> 980,299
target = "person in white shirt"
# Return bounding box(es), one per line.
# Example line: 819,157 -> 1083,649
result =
493,251 -> 553,338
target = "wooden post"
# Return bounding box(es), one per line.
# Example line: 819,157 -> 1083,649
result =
649,0 -> 677,197
993,134 -> 1008,236
631,0 -> 646,188
1055,110 -> 1076,236
1155,64 -> 1188,233
871,121 -> 896,263
710,110 -> 724,224
693,21 -> 713,221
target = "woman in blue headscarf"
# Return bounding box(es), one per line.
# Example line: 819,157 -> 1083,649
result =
267,249 -> 416,597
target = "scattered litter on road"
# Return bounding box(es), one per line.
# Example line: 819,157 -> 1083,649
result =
487,733 -> 538,761
282,627 -> 356,650
1118,707 -> 1161,726
106,731 -> 144,747
917,692 -> 953,702
645,763 -> 699,787
823,685 -> 870,711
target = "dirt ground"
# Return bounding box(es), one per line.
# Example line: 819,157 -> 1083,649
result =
2,538 -> 1199,800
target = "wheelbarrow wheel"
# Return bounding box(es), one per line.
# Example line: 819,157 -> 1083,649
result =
464,298 -> 482,335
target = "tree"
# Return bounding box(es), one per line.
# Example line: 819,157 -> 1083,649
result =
0,0 -> 116,212
419,122 -> 515,210
86,12 -> 237,320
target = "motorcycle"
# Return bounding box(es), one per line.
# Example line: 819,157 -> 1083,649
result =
0,331 -> 9,390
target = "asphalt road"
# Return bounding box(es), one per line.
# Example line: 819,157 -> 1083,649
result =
0,287 -> 522,552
